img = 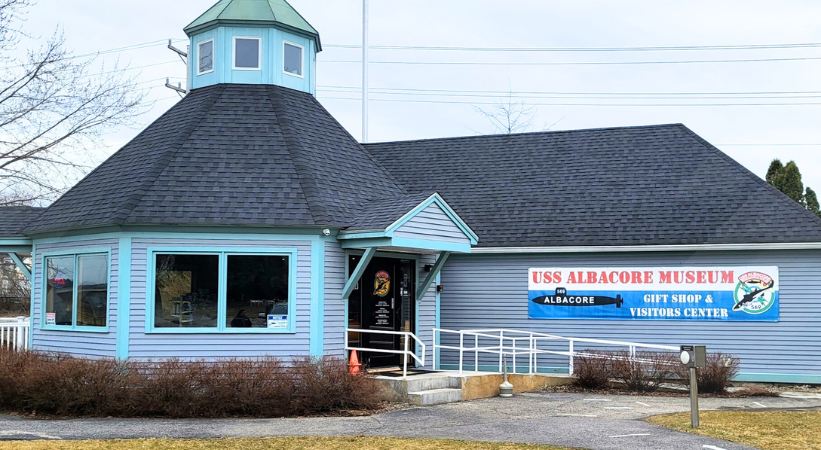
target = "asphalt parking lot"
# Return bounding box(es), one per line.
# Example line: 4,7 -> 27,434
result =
1,392 -> 820,449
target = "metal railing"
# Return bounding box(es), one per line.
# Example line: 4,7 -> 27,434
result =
433,328 -> 678,375
346,328 -> 425,378
0,317 -> 29,351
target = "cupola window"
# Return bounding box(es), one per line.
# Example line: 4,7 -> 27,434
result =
197,40 -> 214,74
283,41 -> 303,77
234,37 -> 261,70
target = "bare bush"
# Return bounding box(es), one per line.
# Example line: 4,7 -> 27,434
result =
0,350 -> 387,417
572,351 -> 612,389
676,353 -> 740,394
610,351 -> 677,392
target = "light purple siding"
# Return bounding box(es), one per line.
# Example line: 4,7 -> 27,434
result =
31,238 -> 119,358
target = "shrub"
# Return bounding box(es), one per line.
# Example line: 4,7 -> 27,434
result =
572,352 -> 611,389
0,350 -> 387,417
610,351 -> 677,392
676,353 -> 740,394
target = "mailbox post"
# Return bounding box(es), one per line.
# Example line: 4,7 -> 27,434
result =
680,345 -> 707,428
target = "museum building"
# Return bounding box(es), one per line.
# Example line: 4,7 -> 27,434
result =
1,0 -> 821,383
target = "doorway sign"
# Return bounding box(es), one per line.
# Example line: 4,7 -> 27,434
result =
528,266 -> 779,321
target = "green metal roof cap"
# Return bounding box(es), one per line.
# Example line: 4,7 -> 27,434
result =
184,0 -> 321,50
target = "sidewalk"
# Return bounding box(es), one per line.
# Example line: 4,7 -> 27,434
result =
2,392 -> 819,449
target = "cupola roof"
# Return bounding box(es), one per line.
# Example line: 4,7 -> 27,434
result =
184,0 -> 321,51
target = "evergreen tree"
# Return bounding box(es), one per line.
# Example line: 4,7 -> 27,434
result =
806,187 -> 821,217
766,159 -> 784,187
779,161 -> 805,204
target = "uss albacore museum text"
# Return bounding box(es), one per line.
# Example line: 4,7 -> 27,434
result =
1,0 -> 821,384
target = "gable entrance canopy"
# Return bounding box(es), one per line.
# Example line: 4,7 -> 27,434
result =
338,192 -> 478,301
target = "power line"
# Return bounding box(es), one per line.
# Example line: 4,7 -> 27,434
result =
0,38 -> 188,71
321,55 -> 821,66
318,95 -> 821,107
326,42 -> 821,52
319,84 -> 821,96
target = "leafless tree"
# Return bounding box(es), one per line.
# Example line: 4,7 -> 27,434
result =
0,0 -> 145,206
477,91 -> 537,135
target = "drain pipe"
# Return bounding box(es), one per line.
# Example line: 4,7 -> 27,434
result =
499,354 -> 514,398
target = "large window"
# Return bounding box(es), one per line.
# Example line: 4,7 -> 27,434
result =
44,253 -> 108,329
234,37 -> 260,69
283,42 -> 303,77
198,39 -> 214,74
151,250 -> 294,332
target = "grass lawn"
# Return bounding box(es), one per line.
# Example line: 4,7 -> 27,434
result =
649,410 -> 821,450
0,436 -> 567,450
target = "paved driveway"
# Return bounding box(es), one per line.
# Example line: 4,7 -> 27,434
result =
1,393 -> 820,449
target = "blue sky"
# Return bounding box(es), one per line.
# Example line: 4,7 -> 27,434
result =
21,0 -> 821,193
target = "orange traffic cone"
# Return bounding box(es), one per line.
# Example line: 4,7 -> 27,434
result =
348,350 -> 362,375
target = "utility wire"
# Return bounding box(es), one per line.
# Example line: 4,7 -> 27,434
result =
321,55 -> 821,66
326,42 -> 821,52
318,95 -> 821,107
319,85 -> 821,96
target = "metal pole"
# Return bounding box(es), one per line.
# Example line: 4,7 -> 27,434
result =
474,334 -> 479,372
361,0 -> 369,143
568,340 -> 574,376
458,332 -> 464,374
689,366 -> 700,428
498,331 -> 504,372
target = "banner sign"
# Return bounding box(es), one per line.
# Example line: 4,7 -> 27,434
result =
528,266 -> 779,321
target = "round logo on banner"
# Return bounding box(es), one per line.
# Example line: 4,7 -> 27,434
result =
733,271 -> 776,314
373,270 -> 391,297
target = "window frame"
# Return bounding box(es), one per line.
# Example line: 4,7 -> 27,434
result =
282,40 -> 304,78
145,247 -> 298,334
40,248 -> 112,333
232,36 -> 262,71
197,39 -> 215,75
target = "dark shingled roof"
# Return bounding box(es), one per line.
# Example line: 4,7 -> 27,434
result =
365,124 -> 821,247
26,84 -> 403,234
0,206 -> 45,237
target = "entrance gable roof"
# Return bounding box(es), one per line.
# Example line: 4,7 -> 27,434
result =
339,192 -> 478,252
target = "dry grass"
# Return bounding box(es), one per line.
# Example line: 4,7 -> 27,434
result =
0,437 -> 567,450
648,410 -> 821,450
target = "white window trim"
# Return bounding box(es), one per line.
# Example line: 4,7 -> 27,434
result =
232,36 -> 262,71
197,39 -> 215,75
282,40 -> 305,78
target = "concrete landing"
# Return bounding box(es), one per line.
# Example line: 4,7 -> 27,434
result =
373,371 -> 573,405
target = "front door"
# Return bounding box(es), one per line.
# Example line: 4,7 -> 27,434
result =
348,256 -> 415,368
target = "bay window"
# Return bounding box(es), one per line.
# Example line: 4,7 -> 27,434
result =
150,249 -> 295,333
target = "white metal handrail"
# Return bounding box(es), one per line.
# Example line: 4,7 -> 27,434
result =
433,327 -> 678,375
346,328 -> 426,378
0,317 -> 29,351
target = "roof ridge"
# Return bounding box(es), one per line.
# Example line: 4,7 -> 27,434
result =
263,86 -> 322,225
118,85 -> 226,224
677,124 -> 821,227
364,123 -> 684,147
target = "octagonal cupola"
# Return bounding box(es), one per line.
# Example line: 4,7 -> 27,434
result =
184,0 -> 320,93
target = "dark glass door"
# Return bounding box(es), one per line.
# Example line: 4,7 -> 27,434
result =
348,255 -> 415,368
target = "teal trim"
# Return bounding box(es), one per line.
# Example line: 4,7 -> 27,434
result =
341,247 -> 375,299
386,194 -> 479,245
336,231 -> 388,240
734,372 -> 821,384
434,272 -> 441,370
40,248 -> 113,333
27,244 -> 35,349
0,238 -> 32,246
116,237 -> 132,359
144,245 -> 299,334
7,252 -> 30,280
30,228 -> 330,244
339,236 -> 471,253
309,238 -> 325,357
416,252 -> 449,302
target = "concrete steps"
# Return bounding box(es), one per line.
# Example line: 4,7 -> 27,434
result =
408,387 -> 462,406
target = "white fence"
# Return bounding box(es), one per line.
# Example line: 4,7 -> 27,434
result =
433,328 -> 679,375
0,317 -> 29,351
